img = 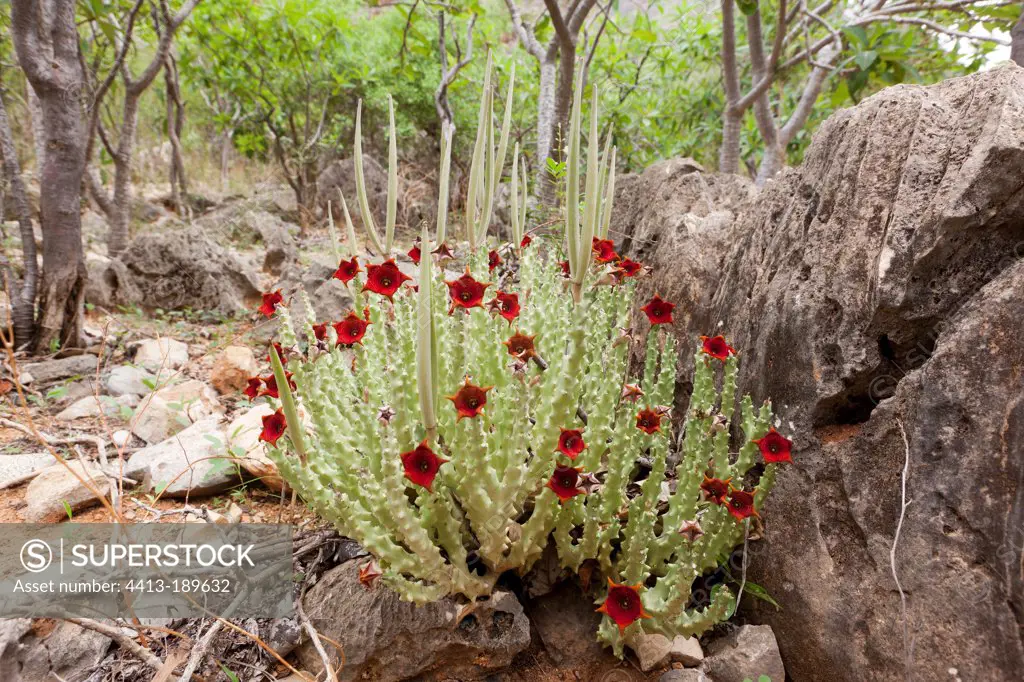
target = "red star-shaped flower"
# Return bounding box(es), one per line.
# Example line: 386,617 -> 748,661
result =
559,260 -> 571,278
363,259 -> 411,300
557,428 -> 587,460
358,561 -> 382,589
312,322 -> 328,341
547,464 -> 585,502
616,258 -> 643,277
446,379 -> 492,420
432,242 -> 455,261
260,371 -> 295,399
635,407 -> 662,434
700,475 -> 731,505
333,256 -> 361,284
258,290 -> 283,317
488,249 -> 503,272
259,409 -> 287,445
701,335 -> 736,361
753,427 -> 793,464
408,242 -> 421,265
726,488 -> 759,521
487,291 -> 520,324
334,309 -> 372,346
503,331 -> 538,360
243,377 -> 262,400
446,269 -> 490,314
592,237 -> 618,263
641,294 -> 675,325
596,579 -> 652,633
520,234 -> 532,248
400,440 -> 449,491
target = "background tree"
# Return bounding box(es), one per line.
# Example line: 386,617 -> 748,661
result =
1012,4 -> 1024,65
10,0 -> 87,352
719,0 -> 1015,183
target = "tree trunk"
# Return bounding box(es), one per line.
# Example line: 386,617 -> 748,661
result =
11,0 -> 87,353
0,91 -> 38,348
165,54 -> 188,217
719,108 -> 742,174
220,129 -> 232,194
535,58 -> 557,201
26,84 -> 46,181
1012,7 -> 1024,66
107,94 -> 140,256
718,0 -> 742,174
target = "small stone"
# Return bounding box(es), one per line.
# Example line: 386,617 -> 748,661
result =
124,416 -> 236,497
670,635 -> 704,667
105,365 -> 158,397
23,460 -> 109,522
54,394 -> 137,421
112,430 -> 132,448
133,338 -> 189,371
131,379 -> 222,444
226,502 -> 243,523
660,670 -> 709,682
0,452 -> 57,488
630,632 -> 673,672
210,346 -> 259,394
704,625 -> 785,682
21,355 -> 97,384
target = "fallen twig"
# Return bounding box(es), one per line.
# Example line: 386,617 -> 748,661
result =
66,617 -> 164,672
178,618 -> 224,681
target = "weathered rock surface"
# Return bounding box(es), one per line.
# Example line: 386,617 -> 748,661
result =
125,415 -> 236,497
0,452 -> 56,488
131,379 -> 223,444
526,582 -> 607,671
21,355 -> 98,384
297,560 -> 530,681
23,460 -> 109,521
133,337 -> 189,371
702,625 -> 784,682
661,670 -> 710,682
211,345 -> 259,394
277,253 -> 354,323
2,620 -> 112,682
195,202 -> 298,275
630,632 -> 673,672
90,226 -> 262,314
105,364 -> 167,397
691,65 -> 1024,680
54,393 -> 137,421
227,404 -> 284,491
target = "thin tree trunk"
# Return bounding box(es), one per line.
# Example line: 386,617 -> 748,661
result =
107,94 -> 140,256
1012,6 -> 1024,66
719,0 -> 742,174
535,58 -> 557,197
221,130 -> 232,194
26,84 -> 46,182
11,0 -> 87,353
165,54 -> 188,216
0,91 -> 38,347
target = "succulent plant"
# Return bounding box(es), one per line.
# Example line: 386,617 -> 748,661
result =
252,65 -> 790,655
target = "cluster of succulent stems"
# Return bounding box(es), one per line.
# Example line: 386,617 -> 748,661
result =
250,64 -> 792,655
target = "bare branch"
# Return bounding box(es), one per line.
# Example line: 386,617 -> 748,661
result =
502,0 -> 545,59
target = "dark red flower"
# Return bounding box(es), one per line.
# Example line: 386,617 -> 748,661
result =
520,234 -> 532,248
701,335 -> 736,361
559,260 -> 571,278
408,242 -> 421,265
503,331 -> 538,360
596,579 -> 651,633
557,428 -> 586,460
753,427 -> 793,464
267,342 -> 287,364
446,379 -> 492,420
726,488 -> 759,521
400,440 -> 449,491
700,475 -> 731,505
243,377 -> 262,400
261,371 -> 296,399
640,294 -> 675,325
312,323 -> 328,341
358,561 -> 382,589
259,409 -> 287,446
446,269 -> 490,314
592,237 -> 618,263
363,259 -> 411,300
488,249 -> 503,272
333,257 -> 361,284
258,290 -> 283,317
432,242 -> 455,260
547,464 -> 584,502
635,407 -> 662,434
488,292 -> 520,324
617,258 -> 643,277
334,309 -> 372,345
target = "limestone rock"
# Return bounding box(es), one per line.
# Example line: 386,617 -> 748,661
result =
671,635 -> 704,667
211,346 -> 259,394
23,460 -> 109,522
296,561 -> 530,681
226,404 -> 284,492
54,393 -> 137,421
630,632 -> 673,672
703,626 -> 784,682
21,355 -> 98,384
105,364 -> 162,397
526,582 -> 606,671
0,452 -> 56,488
131,379 -> 222,444
133,337 -> 189,371
125,416 -> 236,497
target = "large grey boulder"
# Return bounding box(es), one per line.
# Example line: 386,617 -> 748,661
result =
194,201 -> 299,275
695,64 -> 1024,679
296,560 -> 530,681
90,226 -> 262,314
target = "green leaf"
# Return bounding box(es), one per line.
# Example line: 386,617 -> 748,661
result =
62,500 -> 73,521
853,50 -> 878,71
735,0 -> 759,16
217,663 -> 241,682
843,25 -> 869,48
